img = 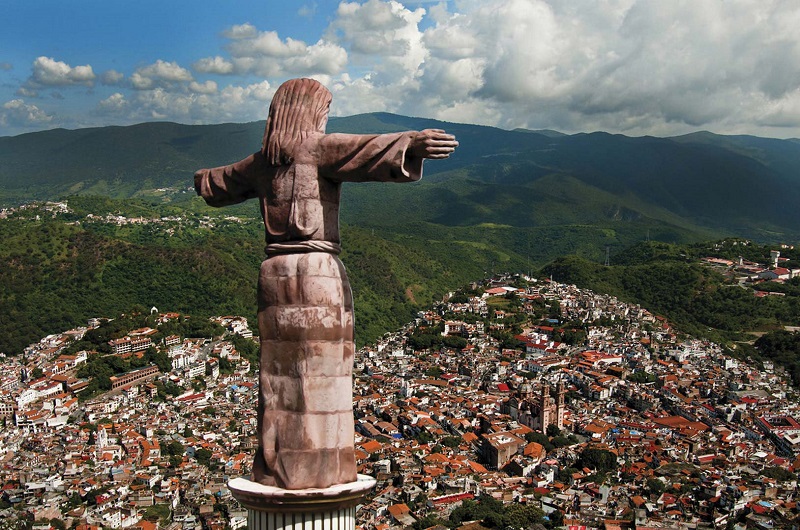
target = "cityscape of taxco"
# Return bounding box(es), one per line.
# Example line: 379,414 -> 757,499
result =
2,253 -> 799,530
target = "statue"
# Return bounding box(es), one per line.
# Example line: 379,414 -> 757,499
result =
194,78 -> 457,490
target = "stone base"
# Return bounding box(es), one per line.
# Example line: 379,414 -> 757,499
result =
228,475 -> 376,530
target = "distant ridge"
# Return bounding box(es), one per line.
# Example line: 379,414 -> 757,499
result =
512,127 -> 567,138
2,113 -> 800,241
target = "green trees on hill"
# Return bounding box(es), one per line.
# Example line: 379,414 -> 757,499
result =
0,197 -> 516,354
542,242 -> 800,343
542,240 -> 800,381
754,331 -> 800,385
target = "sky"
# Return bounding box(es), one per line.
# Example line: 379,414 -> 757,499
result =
2,0 -> 800,139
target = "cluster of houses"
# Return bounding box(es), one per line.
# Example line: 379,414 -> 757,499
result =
350,276 -> 800,529
1,272 -> 799,529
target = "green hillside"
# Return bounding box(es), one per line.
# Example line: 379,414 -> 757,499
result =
0,196 -> 525,355
3,115 -> 800,354
541,241 -> 800,343
3,114 -> 800,242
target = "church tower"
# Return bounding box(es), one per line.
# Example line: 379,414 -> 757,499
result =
539,384 -> 551,431
555,381 -> 566,430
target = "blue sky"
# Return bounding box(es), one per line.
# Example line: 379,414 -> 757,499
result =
2,0 -> 800,139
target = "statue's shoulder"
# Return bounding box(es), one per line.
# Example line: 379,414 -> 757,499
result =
290,133 -> 325,164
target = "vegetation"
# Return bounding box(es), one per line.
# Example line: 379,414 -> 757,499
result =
447,494 -> 547,529
542,241 -> 800,343
752,331 -> 800,386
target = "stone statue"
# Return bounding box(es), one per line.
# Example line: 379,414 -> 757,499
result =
194,78 -> 457,490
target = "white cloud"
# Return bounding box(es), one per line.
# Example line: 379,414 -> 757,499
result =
30,56 -> 96,86
1,99 -> 54,127
189,80 -> 218,94
193,56 -> 235,75
130,60 -> 193,90
380,0 -> 800,136
228,31 -> 307,59
217,22 -> 348,77
329,0 -> 427,79
7,0 -> 800,138
97,81 -> 275,126
298,3 -> 317,17
101,70 -> 124,85
16,86 -> 38,98
223,23 -> 258,40
97,92 -> 128,114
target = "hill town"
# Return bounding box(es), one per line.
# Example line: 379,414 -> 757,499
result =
2,265 -> 799,530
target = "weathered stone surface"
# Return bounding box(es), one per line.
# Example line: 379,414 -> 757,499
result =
194,78 -> 457,489
260,340 -> 353,378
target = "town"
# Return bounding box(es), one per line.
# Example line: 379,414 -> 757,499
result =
2,264 -> 799,530
0,270 -> 800,530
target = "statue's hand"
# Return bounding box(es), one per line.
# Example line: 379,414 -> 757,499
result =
410,129 -> 458,159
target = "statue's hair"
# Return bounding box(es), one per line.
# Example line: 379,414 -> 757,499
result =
263,78 -> 332,166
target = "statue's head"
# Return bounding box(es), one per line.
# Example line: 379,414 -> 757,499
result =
263,78 -> 332,166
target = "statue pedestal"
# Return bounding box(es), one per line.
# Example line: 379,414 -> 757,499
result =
228,475 -> 376,530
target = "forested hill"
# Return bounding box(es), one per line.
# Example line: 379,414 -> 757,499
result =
541,240 -> 800,341
0,198 -> 518,355
2,114 -> 800,243
3,116 -> 800,355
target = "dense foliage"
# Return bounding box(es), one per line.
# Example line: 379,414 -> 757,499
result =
542,242 -> 800,342
753,331 -> 800,386
445,494 -> 548,529
542,240 -> 800,380
0,196 -> 521,354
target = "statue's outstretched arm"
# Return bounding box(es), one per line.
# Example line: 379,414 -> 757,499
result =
318,129 -> 457,183
194,151 -> 267,207
408,129 -> 458,160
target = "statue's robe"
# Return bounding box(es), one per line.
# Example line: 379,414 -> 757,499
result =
195,131 -> 424,489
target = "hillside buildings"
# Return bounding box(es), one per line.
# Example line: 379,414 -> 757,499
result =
1,275 -> 799,529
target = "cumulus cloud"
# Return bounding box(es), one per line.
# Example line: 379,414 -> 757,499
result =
220,24 -> 348,77
130,60 -> 193,90
1,99 -> 53,127
382,0 -> 800,136
97,92 -> 128,114
189,80 -> 218,94
8,0 -> 800,138
193,56 -> 235,75
101,70 -> 124,85
30,56 -> 96,86
223,23 -> 259,40
329,0 -> 426,84
95,81 -> 274,126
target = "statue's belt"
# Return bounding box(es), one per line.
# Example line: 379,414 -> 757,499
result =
265,240 -> 342,256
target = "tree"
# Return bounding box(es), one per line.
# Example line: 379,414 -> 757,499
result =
546,424 -> 561,438
525,431 -> 554,452
425,366 -> 443,378
441,436 -> 461,448
164,440 -> 185,456
413,515 -> 444,530
502,503 -> 545,529
761,466 -> 796,482
195,447 -> 213,467
578,447 -> 618,473
646,478 -> 665,496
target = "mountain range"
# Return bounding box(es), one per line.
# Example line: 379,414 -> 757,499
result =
2,115 -> 800,353
3,113 -> 800,248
